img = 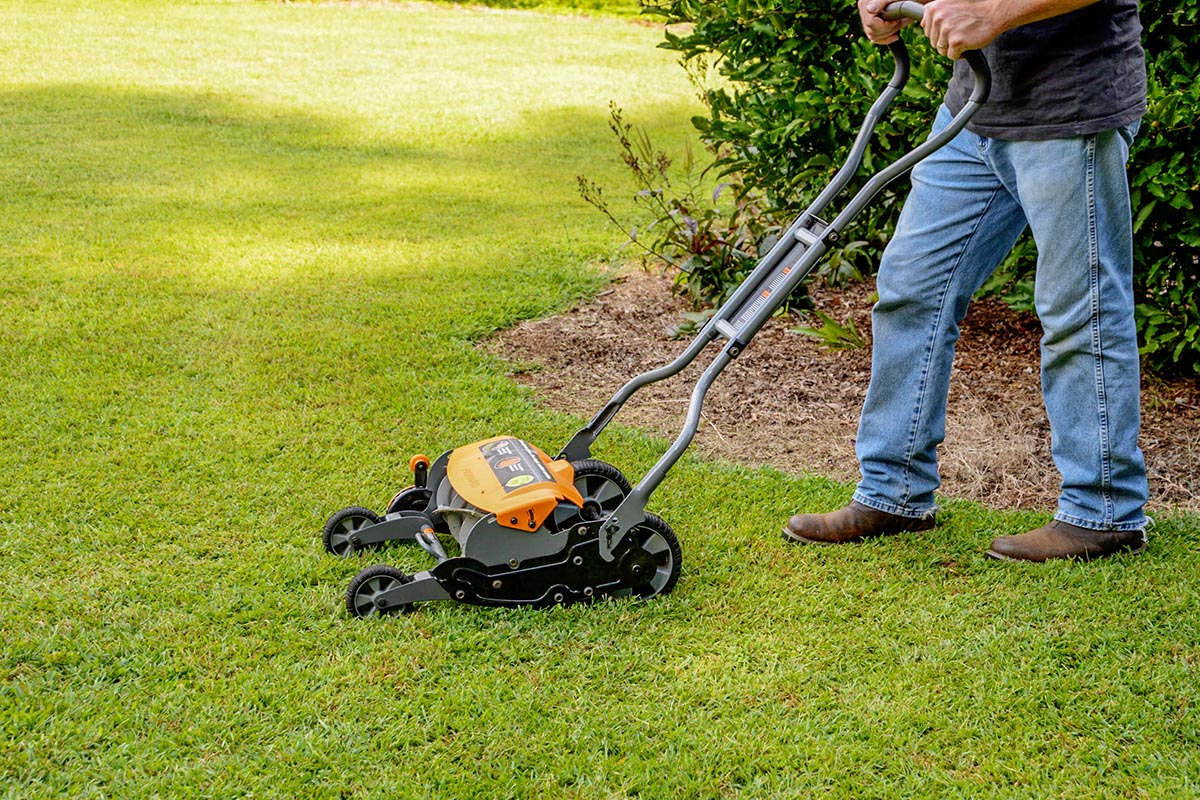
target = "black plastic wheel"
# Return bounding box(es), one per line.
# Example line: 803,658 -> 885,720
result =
345,564 -> 414,618
322,506 -> 381,558
625,512 -> 682,600
553,459 -> 633,530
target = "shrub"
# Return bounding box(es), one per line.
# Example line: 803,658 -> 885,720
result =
1128,0 -> 1200,376
641,0 -> 1200,377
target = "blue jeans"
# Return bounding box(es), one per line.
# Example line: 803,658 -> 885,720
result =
853,105 -> 1148,531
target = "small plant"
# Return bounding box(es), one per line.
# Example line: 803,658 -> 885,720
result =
579,103 -> 778,311
665,308 -> 716,340
792,309 -> 867,350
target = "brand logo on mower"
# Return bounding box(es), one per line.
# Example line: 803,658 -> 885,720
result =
479,438 -> 555,493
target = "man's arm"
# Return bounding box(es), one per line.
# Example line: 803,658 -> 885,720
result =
923,0 -> 1102,59
858,0 -> 1103,59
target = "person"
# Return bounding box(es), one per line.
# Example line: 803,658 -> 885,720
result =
783,0 -> 1150,561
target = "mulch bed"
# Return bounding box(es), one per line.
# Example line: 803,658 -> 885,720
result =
487,269 -> 1200,513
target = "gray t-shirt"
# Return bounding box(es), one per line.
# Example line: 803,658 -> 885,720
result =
943,0 -> 1146,141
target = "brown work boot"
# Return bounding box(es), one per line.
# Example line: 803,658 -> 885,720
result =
986,519 -> 1147,562
783,500 -> 936,545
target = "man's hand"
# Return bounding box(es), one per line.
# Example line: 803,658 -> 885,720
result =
857,0 -> 910,46
857,0 -> 998,59
858,0 -> 1098,60
921,0 -> 1005,60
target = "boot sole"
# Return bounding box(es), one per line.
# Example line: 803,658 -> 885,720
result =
782,527 -> 837,545
985,539 -> 1148,563
781,525 -> 930,546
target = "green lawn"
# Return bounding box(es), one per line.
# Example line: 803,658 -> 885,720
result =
2,2 -> 1199,798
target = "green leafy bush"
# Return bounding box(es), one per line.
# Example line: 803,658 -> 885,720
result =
641,0 -> 1200,377
1128,1 -> 1200,376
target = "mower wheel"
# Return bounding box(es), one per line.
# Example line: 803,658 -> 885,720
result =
346,564 -> 414,617
626,512 -> 682,600
322,506 -> 381,558
554,459 -> 632,530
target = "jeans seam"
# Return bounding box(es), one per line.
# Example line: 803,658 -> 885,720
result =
1085,133 -> 1116,526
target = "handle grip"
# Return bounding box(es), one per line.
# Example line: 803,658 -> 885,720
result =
882,0 -> 926,21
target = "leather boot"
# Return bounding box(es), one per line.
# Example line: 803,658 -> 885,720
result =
987,519 -> 1147,562
783,500 -> 936,545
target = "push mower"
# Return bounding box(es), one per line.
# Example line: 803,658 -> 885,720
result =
322,2 -> 990,616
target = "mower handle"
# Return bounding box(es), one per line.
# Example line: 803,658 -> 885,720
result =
882,1 -> 990,105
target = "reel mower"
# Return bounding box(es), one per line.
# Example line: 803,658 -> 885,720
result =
322,2 -> 989,617
325,437 -> 681,616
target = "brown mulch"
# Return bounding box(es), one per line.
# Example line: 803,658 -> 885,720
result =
486,269 -> 1200,513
